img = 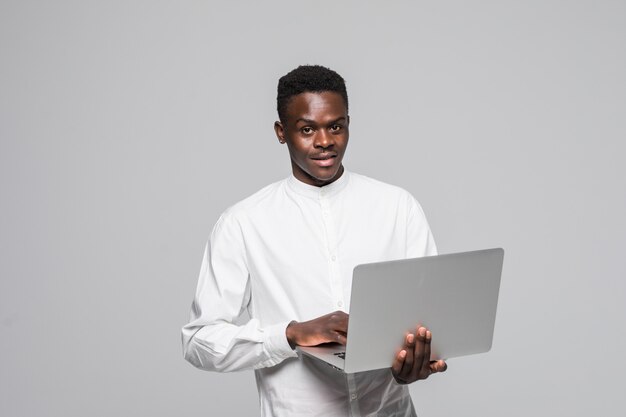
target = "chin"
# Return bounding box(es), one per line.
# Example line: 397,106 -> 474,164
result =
309,165 -> 343,183
294,160 -> 344,186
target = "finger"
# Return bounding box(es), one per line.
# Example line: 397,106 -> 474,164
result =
330,311 -> 349,333
341,311 -> 350,333
419,329 -> 432,378
338,312 -> 349,333
401,333 -> 415,377
332,310 -> 349,320
411,327 -> 427,380
412,327 -> 430,380
333,331 -> 347,345
429,360 -> 448,374
391,349 -> 407,378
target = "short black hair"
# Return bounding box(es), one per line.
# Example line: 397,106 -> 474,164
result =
277,65 -> 348,122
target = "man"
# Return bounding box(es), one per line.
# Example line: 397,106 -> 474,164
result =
182,65 -> 447,416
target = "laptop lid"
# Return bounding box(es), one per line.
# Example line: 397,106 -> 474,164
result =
340,248 -> 504,373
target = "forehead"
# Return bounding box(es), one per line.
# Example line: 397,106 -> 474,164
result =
284,91 -> 347,123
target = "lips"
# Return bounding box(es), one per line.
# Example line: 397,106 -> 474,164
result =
310,154 -> 337,167
310,153 -> 337,160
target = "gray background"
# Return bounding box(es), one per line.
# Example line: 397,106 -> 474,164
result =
1,1 -> 625,416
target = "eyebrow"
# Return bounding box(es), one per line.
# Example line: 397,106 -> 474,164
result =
295,117 -> 347,125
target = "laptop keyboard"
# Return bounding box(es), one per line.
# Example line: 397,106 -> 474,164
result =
333,351 -> 346,360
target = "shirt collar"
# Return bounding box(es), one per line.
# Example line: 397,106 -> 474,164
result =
286,168 -> 351,199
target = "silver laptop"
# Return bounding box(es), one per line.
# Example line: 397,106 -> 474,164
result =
297,248 -> 504,373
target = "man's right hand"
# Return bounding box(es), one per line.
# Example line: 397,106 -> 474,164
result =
286,311 -> 349,349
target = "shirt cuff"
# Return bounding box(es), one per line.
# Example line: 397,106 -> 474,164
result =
263,321 -> 299,361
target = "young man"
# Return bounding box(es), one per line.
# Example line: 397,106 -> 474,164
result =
182,65 -> 447,416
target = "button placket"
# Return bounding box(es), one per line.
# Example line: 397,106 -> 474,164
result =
347,373 -> 360,415
319,194 -> 344,310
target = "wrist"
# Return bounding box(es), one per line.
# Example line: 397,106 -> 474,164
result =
286,320 -> 299,349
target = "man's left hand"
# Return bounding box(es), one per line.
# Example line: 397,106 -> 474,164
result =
391,326 -> 447,384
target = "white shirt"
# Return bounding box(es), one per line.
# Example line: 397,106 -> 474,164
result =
182,170 -> 437,416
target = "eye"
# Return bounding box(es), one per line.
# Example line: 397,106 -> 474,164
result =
330,124 -> 343,132
301,127 -> 314,134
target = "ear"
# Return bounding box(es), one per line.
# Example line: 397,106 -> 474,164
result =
274,121 -> 286,144
347,115 -> 350,126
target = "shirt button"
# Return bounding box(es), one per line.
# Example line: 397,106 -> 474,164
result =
337,301 -> 343,308
351,393 -> 357,401
331,255 -> 337,261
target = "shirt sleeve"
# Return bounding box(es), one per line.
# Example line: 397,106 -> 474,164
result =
181,211 -> 297,372
406,195 -> 438,258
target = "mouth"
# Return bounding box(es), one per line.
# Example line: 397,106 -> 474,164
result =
310,152 -> 337,160
310,153 -> 338,167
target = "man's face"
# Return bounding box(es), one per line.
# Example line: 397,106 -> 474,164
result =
274,91 -> 349,187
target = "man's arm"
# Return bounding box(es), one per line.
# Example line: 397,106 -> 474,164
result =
181,212 -> 297,372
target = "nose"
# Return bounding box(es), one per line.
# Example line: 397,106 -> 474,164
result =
314,129 -> 334,149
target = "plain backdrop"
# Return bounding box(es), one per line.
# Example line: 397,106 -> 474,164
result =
1,1 -> 625,416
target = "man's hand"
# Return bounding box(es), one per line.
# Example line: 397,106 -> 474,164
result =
286,311 -> 348,349
391,326 -> 447,384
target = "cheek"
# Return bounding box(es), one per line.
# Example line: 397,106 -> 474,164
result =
289,138 -> 312,155
287,143 -> 310,161
338,137 -> 349,152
